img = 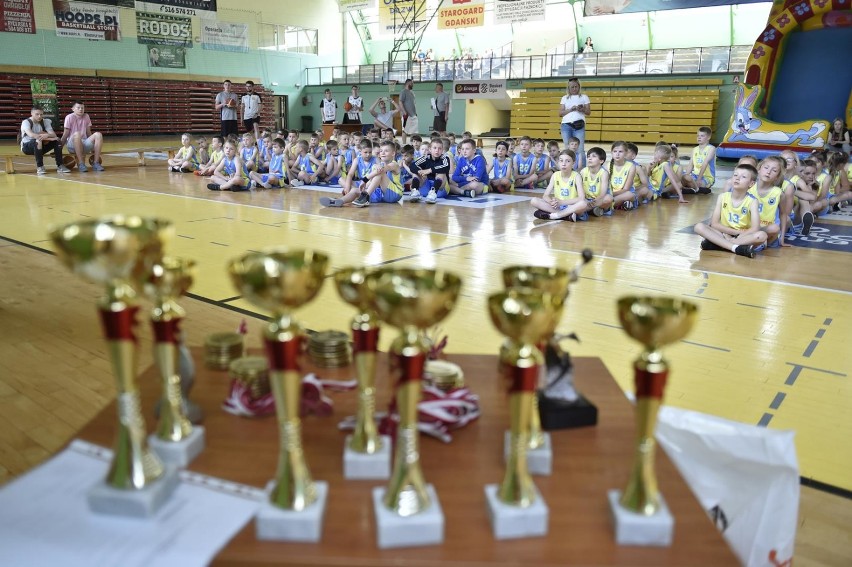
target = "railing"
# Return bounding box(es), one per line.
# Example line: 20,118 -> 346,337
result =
305,45 -> 752,86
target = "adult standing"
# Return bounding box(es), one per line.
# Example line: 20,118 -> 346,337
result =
60,101 -> 104,172
559,77 -> 591,169
320,89 -> 337,125
20,107 -> 70,175
241,80 -> 262,139
399,78 -> 418,143
342,85 -> 364,124
432,82 -> 450,132
215,80 -> 238,138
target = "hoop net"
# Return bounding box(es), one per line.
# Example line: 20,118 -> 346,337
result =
388,79 -> 398,94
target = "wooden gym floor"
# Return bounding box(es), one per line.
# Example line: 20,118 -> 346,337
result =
0,138 -> 850,564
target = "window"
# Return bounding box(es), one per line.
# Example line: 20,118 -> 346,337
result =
258,23 -> 318,55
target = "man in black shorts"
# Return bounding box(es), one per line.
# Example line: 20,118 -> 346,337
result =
214,80 -> 238,137
241,80 -> 262,139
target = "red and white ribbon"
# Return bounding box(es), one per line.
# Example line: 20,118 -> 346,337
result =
222,373 -> 356,418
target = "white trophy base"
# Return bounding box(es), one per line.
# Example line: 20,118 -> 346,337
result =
148,426 -> 206,468
256,481 -> 328,543
372,485 -> 445,549
343,435 -> 391,480
87,466 -> 179,517
484,484 -> 549,540
504,430 -> 552,476
607,489 -> 674,547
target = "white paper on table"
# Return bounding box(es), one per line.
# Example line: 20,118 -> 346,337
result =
0,439 -> 264,567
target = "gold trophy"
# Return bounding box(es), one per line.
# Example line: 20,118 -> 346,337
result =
484,288 -> 564,538
608,296 -> 698,547
228,248 -> 330,542
334,267 -> 390,479
49,215 -> 178,516
143,257 -> 205,467
367,268 -> 461,549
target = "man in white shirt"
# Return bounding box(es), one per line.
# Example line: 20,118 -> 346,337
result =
369,97 -> 401,134
320,89 -> 337,124
241,80 -> 262,139
20,107 -> 70,175
343,85 -> 364,124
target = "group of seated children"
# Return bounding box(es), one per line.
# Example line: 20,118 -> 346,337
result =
693,149 -> 851,258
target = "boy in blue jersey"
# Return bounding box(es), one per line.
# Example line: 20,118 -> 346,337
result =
513,136 -> 538,189
350,140 -> 405,208
322,140 -> 377,207
681,126 -> 716,195
248,137 -> 289,189
450,138 -> 489,198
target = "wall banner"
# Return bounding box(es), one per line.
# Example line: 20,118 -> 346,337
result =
30,79 -> 58,119
1,0 -> 36,34
438,0 -> 484,30
147,44 -> 186,68
584,0 -> 767,16
136,11 -> 192,46
493,0 -> 545,25
201,19 -> 248,52
338,0 -> 374,12
135,0 -> 216,17
378,0 -> 426,34
53,1 -> 121,41
452,79 -> 506,99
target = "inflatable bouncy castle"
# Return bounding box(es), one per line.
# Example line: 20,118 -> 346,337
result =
718,0 -> 852,159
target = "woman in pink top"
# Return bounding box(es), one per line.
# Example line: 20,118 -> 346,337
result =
60,102 -> 104,172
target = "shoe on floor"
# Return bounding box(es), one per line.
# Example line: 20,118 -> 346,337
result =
320,196 -> 343,207
801,211 -> 814,235
353,192 -> 371,207
463,189 -> 475,198
56,165 -> 71,174
592,206 -> 604,217
832,203 -> 841,212
291,179 -> 305,187
533,210 -> 551,220
408,190 -> 422,202
92,163 -> 105,172
207,183 -> 221,191
622,200 -> 634,211
697,187 -> 712,195
78,163 -> 88,173
700,239 -> 726,252
36,167 -> 46,175
563,213 -> 578,222
426,189 -> 438,204
734,244 -> 755,259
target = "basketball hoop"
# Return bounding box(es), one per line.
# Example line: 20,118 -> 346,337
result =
388,79 -> 398,95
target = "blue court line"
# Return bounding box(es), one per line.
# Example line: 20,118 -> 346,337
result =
680,340 -> 730,352
785,362 -> 847,378
769,392 -> 786,410
682,293 -> 719,301
702,272 -> 709,279
737,302 -> 768,310
815,328 -> 826,339
802,340 -> 819,358
695,288 -> 705,295
824,318 -> 833,325
593,322 -> 622,329
785,365 -> 803,386
757,413 -> 773,427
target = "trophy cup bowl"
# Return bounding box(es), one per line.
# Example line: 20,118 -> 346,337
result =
144,256 -> 196,301
49,216 -> 177,516
228,249 -> 330,541
501,266 -> 570,299
488,288 -> 565,346
334,267 -> 373,313
609,296 -> 697,547
366,268 -> 461,548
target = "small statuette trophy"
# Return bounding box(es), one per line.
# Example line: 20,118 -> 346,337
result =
49,216 -> 179,517
334,267 -> 391,480
608,296 -> 697,547
228,249 -> 330,543
143,257 -> 205,468
485,288 -> 565,539
367,268 -> 462,549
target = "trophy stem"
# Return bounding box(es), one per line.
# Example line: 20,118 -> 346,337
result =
151,316 -> 192,442
499,389 -> 537,506
383,342 -> 430,517
349,322 -> 382,454
620,357 -> 668,515
265,319 -> 316,512
98,299 -> 164,490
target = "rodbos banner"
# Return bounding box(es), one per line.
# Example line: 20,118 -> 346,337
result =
136,11 -> 192,46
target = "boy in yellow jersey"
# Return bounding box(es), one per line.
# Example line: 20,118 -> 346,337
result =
681,126 -> 716,195
350,140 -> 404,208
748,156 -> 785,247
196,135 -> 224,176
531,150 -> 588,222
608,141 -> 637,212
693,163 -> 767,258
581,147 -> 613,216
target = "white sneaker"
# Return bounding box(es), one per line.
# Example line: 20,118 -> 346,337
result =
36,167 -> 46,175
408,190 -> 422,202
291,179 -> 305,187
57,165 -> 71,174
426,189 -> 438,204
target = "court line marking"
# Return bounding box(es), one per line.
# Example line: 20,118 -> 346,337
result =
13,177 -> 852,296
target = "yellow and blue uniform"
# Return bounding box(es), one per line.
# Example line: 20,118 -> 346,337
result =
720,192 -> 756,231
323,153 -> 341,184
552,170 -> 587,220
261,153 -> 287,187
514,153 -> 536,188
649,162 -> 670,198
240,147 -> 257,175
491,157 -> 512,181
691,144 -> 716,186
221,155 -> 249,182
297,154 -> 316,175
581,167 -> 606,202
609,162 -> 633,196
534,154 -> 552,188
370,163 -> 403,203
175,145 -> 195,170
208,148 -> 224,169
353,155 -> 377,188
747,185 -> 783,227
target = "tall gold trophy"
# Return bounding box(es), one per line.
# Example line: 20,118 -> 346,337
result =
608,296 -> 697,547
367,268 -> 462,549
228,249 -> 330,542
143,257 -> 205,467
484,288 -> 564,538
335,267 -> 391,479
49,215 -> 179,517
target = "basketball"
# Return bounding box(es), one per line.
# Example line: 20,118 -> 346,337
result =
344,101 -> 353,112
226,98 -> 236,108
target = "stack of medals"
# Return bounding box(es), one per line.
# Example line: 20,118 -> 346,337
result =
204,332 -> 244,370
228,356 -> 270,400
307,330 -> 351,368
424,360 -> 465,391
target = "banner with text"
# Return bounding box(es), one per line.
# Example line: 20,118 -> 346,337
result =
438,0 -> 484,29
147,44 -> 186,68
378,0 -> 426,34
53,1 -> 121,41
30,79 -> 58,119
1,0 -> 35,34
493,0 -> 545,24
584,0 -> 767,16
136,11 -> 191,46
452,79 -> 506,99
338,0 -> 374,12
201,19 -> 248,52
135,0 -> 216,17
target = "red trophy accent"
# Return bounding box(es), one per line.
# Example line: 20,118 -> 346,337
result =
265,338 -> 302,371
152,319 -> 181,344
353,327 -> 379,353
392,351 -> 426,385
634,367 -> 668,399
99,306 -> 140,342
507,365 -> 539,394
